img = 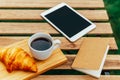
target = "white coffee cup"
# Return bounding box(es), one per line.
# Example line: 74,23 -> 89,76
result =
28,32 -> 61,60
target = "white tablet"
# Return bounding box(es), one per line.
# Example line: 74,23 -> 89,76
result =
41,3 -> 96,42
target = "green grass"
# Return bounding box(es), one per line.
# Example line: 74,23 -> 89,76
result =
104,0 -> 120,54
0,0 -> 119,75
104,0 -> 120,75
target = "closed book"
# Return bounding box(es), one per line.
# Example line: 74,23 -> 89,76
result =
72,38 -> 109,78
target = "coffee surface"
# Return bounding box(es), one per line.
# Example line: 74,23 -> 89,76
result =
31,37 -> 52,51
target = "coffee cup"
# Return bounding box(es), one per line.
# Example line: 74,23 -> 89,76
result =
28,32 -> 61,60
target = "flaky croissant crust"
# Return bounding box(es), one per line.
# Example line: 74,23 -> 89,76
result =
0,47 -> 37,73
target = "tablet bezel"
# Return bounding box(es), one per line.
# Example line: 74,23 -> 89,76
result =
41,2 -> 96,42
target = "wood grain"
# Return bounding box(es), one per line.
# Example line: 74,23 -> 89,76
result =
0,10 -> 108,21
0,37 -> 118,50
55,55 -> 120,70
0,0 -> 104,8
0,0 -> 119,79
0,39 -> 67,80
31,75 -> 120,80
0,23 -> 112,35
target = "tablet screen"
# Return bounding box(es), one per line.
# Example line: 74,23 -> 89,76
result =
45,6 -> 91,38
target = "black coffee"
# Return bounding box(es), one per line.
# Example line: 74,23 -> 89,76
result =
31,37 -> 52,51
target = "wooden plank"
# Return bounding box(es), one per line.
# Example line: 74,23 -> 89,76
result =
0,23 -> 112,35
55,55 -> 120,70
0,37 -> 118,50
31,75 -> 120,80
0,10 -> 108,21
0,0 -> 104,8
0,39 -> 67,80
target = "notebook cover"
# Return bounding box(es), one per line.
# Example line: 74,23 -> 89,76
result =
72,38 -> 109,70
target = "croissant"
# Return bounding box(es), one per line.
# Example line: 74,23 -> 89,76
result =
0,47 -> 37,73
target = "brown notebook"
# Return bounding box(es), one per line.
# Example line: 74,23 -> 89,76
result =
72,38 -> 109,78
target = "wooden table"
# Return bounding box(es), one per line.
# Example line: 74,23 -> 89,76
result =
0,0 -> 119,80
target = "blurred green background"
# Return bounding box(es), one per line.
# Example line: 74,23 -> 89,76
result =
104,0 -> 120,54
103,0 -> 120,75
43,0 -> 120,75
